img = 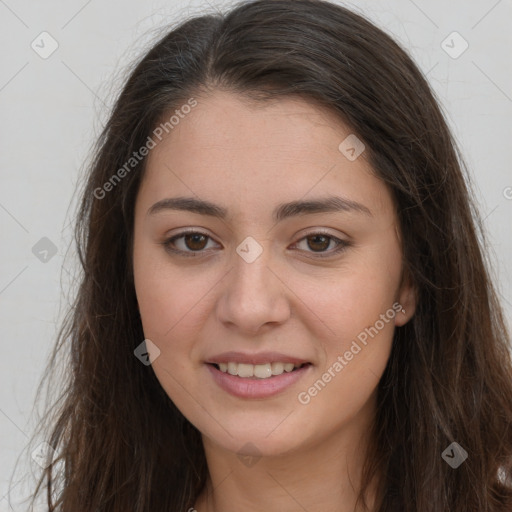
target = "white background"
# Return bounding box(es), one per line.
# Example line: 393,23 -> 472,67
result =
1,0 -> 511,509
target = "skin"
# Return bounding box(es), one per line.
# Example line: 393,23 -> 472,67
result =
132,90 -> 416,512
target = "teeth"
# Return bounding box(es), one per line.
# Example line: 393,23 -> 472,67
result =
237,363 -> 254,378
215,362 -> 303,378
254,363 -> 272,379
271,362 -> 284,375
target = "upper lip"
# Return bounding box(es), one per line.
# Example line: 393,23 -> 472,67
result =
205,351 -> 311,366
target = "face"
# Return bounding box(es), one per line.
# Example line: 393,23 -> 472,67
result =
132,90 -> 415,458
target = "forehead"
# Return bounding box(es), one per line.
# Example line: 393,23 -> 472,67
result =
138,90 -> 394,222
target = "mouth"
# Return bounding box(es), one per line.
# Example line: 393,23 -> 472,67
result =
205,360 -> 313,399
208,361 -> 311,379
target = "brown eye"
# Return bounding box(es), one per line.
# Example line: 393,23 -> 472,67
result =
293,232 -> 349,258
162,231 -> 219,257
183,233 -> 208,251
305,234 -> 331,252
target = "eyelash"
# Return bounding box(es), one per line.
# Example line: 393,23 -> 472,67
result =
161,229 -> 350,259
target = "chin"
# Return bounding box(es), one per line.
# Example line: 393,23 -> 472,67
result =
199,417 -> 314,459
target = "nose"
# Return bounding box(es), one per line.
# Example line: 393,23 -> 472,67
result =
215,242 -> 291,335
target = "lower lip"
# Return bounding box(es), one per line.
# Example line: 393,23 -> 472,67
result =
206,363 -> 312,399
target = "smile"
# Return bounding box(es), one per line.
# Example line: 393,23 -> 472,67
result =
214,361 -> 305,379
206,362 -> 312,399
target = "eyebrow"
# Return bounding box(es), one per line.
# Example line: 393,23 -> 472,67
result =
147,195 -> 372,222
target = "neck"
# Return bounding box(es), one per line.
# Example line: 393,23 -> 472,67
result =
194,395 -> 379,512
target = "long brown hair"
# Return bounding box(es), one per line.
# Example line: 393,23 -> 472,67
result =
26,0 -> 512,510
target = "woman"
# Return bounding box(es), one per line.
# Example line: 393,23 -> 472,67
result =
28,0 -> 512,510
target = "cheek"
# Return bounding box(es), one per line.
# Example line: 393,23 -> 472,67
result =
295,274 -> 396,425
305,256 -> 401,346
133,245 -> 213,342
132,247 -> 220,418
133,258 -> 209,420
295,245 -> 400,401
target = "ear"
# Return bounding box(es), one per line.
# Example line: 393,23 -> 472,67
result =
394,268 -> 417,327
